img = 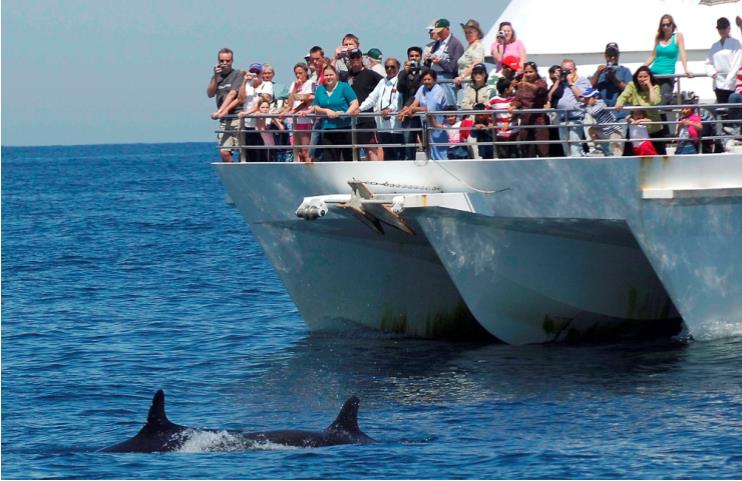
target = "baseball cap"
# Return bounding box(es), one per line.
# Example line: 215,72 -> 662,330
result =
717,17 -> 731,29
366,48 -> 382,60
471,63 -> 487,74
433,18 -> 450,31
605,42 -> 620,54
348,48 -> 363,59
248,63 -> 263,73
580,88 -> 600,99
501,55 -> 521,71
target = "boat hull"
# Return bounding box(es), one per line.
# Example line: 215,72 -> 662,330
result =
214,154 -> 742,344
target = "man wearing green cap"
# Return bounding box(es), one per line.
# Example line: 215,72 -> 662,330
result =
425,18 -> 464,107
366,48 -> 385,76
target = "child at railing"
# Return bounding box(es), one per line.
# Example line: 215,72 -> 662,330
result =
487,77 -> 520,158
627,109 -> 657,156
579,88 -> 623,157
255,100 -> 286,161
469,103 -> 494,159
675,104 -> 702,155
442,106 -> 473,159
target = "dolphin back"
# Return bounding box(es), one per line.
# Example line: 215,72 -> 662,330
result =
147,390 -> 172,428
100,390 -> 185,452
326,396 -> 375,444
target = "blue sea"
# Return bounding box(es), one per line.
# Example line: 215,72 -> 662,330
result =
2,143 -> 742,479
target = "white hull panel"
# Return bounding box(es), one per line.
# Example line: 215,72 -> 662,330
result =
214,154 -> 742,344
414,212 -> 677,344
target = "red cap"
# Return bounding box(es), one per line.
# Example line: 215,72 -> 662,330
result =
502,55 -> 521,71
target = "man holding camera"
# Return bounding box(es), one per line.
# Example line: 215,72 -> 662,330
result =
347,48 -> 384,160
590,43 -> 632,119
207,48 -> 244,162
333,33 -> 361,79
426,18 -> 464,107
398,46 -> 424,160
555,58 -> 591,157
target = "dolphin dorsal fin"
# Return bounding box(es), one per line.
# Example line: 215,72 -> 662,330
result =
327,396 -> 361,433
146,390 -> 172,428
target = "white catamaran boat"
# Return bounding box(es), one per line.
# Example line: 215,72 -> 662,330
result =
214,0 -> 742,344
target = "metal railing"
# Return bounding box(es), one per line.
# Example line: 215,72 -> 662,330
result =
215,71 -> 740,161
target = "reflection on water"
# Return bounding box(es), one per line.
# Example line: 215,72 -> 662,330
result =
230,332 -> 715,410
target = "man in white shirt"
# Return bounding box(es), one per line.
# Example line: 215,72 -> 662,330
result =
705,17 -> 742,103
357,57 -> 403,159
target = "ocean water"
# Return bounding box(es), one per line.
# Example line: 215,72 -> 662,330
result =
2,143 -> 742,479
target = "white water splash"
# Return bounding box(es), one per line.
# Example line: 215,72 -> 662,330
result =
691,320 -> 742,341
175,429 -> 297,453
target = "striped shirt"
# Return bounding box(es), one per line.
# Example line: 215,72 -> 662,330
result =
487,95 -> 518,139
585,100 -> 622,136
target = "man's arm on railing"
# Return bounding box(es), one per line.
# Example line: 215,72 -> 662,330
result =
212,90 -> 238,119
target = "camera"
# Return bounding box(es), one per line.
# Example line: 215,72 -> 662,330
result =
560,68 -> 571,81
605,62 -> 618,72
409,60 -> 420,72
497,30 -> 505,38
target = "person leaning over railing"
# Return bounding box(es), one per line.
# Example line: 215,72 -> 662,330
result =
615,66 -> 666,155
303,64 -> 359,162
207,47 -> 243,162
399,69 -> 449,160
282,63 -> 315,163
238,64 -> 273,162
356,57 -> 403,160
346,48 -> 383,161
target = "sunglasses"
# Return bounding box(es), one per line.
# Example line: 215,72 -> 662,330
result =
385,65 -> 398,70
661,23 -> 672,27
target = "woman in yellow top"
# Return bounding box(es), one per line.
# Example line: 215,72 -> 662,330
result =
615,66 -> 666,155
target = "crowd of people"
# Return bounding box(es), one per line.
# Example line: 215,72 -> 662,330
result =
208,14 -> 742,162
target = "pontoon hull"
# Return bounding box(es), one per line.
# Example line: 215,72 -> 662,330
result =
214,155 -> 741,344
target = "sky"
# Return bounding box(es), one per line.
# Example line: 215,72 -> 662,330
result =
2,0 -> 507,146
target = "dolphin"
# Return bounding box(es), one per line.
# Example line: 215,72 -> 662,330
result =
101,390 -> 375,452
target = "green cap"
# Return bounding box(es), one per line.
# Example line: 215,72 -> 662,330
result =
366,48 -> 383,60
434,18 -> 450,29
